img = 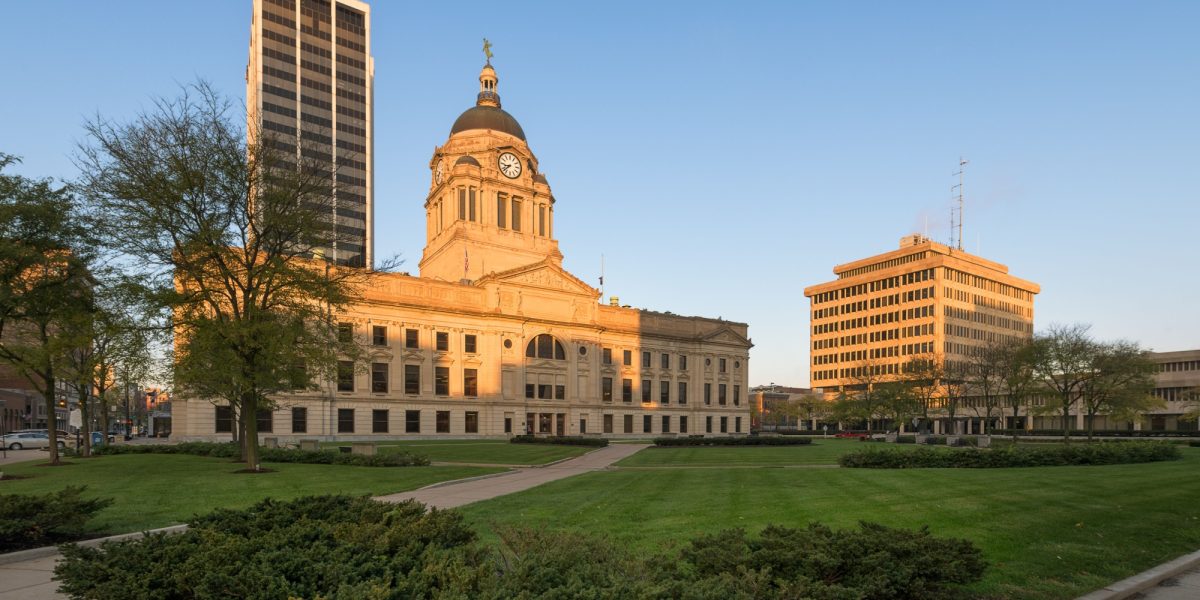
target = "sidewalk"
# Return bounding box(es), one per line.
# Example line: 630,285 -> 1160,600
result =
0,443 -> 647,600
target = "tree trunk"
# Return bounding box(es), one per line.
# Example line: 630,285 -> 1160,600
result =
241,393 -> 260,471
1086,407 -> 1096,441
1061,392 -> 1072,443
43,368 -> 60,465
77,386 -> 91,457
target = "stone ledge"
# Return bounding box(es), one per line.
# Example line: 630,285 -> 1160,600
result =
1076,548 -> 1200,600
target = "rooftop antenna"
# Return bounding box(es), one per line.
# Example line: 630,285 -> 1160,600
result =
599,254 -> 605,301
951,157 -> 968,250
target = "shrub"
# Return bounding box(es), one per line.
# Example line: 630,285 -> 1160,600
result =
991,428 -> 1200,438
653,436 -> 813,447
840,441 -> 1182,469
896,435 -> 916,444
0,486 -> 113,552
92,441 -> 429,466
1189,440 -> 1200,448
509,435 -> 608,447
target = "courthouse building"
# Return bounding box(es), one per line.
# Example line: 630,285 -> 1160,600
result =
174,59 -> 752,440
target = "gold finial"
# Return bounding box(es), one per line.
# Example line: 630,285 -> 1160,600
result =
482,38 -> 493,64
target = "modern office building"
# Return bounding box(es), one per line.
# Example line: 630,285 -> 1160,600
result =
247,0 -> 373,267
803,235 -> 1040,394
174,59 -> 752,439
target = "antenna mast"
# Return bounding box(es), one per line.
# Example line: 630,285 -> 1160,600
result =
951,157 -> 968,250
599,254 -> 605,301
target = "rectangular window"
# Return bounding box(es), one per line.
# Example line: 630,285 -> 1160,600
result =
602,377 -> 613,402
680,415 -> 688,433
405,410 -> 420,433
526,383 -> 535,399
623,350 -> 632,366
734,385 -> 741,406
623,414 -> 633,434
662,415 -> 670,433
215,406 -> 233,433
372,409 -> 389,433
338,408 -> 354,433
642,351 -> 651,368
291,407 -> 307,433
538,383 -> 552,399
622,379 -> 633,402
337,360 -> 354,392
538,204 -> 546,236
469,188 -> 477,221
464,334 -> 477,354
720,416 -> 728,433
504,416 -> 512,433
435,366 -> 450,396
641,379 -> 652,403
704,382 -> 712,405
602,348 -> 612,365
256,409 -> 273,433
660,380 -> 670,404
463,368 -> 478,397
735,416 -> 742,433
706,415 -> 713,433
371,362 -> 389,393
526,412 -> 535,435
436,331 -> 449,351
436,411 -> 450,433
496,194 -> 507,228
678,381 -> 688,404
643,414 -> 652,434
603,414 -> 614,433
539,413 -> 552,433
466,411 -> 479,434
404,364 -> 419,395
661,353 -> 669,369
719,358 -> 727,373
511,198 -> 521,231
458,188 -> 466,219
579,418 -> 587,434
337,322 -> 353,343
405,328 -> 419,349
372,325 -> 387,346
719,384 -> 728,405
555,384 -> 566,400
680,355 -> 688,371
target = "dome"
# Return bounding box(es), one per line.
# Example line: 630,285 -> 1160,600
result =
455,155 -> 481,167
450,105 -> 526,141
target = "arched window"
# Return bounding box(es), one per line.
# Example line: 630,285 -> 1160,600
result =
526,334 -> 565,360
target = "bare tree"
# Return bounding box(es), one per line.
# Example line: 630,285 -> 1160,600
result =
995,337 -> 1038,442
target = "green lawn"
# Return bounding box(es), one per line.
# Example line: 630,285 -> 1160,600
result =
320,439 -> 594,465
0,454 -> 502,534
616,438 -> 888,466
461,447 -> 1200,600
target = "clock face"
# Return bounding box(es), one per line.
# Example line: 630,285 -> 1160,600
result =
498,152 -> 522,178
435,160 -> 444,184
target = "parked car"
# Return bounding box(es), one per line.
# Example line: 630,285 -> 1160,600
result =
2,432 -> 65,450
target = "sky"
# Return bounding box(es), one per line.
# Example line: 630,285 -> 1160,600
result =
2,1 -> 1197,387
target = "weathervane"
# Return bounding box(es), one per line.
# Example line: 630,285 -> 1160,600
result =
482,38 -> 493,64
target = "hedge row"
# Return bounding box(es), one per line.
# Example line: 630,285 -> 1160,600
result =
1,487 -> 113,552
92,441 -> 430,467
509,435 -> 608,447
839,441 -> 1182,469
653,436 -> 813,447
991,429 -> 1200,438
55,495 -> 986,600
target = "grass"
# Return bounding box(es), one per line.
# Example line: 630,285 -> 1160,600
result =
460,446 -> 1200,600
320,439 -> 594,465
0,454 -> 502,535
616,438 -> 886,466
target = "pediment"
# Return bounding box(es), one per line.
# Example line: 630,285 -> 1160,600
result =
701,327 -> 752,347
480,259 -> 599,297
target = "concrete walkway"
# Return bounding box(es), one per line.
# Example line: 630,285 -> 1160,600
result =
1135,567 -> 1200,599
0,444 -> 646,599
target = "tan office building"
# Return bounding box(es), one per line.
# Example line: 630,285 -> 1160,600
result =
174,60 -> 752,440
803,235 -> 1040,394
247,0 -> 373,267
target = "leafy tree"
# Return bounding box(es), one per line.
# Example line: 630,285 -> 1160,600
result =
874,382 -> 921,432
964,338 -> 1011,433
901,353 -> 944,433
76,84 -> 391,470
0,154 -> 95,465
1078,341 -> 1161,439
1031,323 -> 1097,442
833,358 -> 892,433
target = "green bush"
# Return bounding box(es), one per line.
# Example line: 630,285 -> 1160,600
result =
92,442 -> 429,466
653,436 -> 813,447
509,435 -> 608,447
1189,440 -> 1200,448
896,435 -> 916,444
840,441 -> 1182,469
0,486 -> 113,552
991,428 -> 1200,438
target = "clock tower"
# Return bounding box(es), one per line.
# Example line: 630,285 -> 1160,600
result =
419,61 -> 561,282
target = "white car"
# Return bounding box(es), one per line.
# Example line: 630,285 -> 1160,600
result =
2,432 -> 65,450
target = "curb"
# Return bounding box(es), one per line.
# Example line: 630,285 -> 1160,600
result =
1076,548 -> 1200,600
0,524 -> 189,567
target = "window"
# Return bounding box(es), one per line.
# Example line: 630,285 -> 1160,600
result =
706,415 -> 713,433
466,411 -> 478,433
623,414 -> 633,434
719,384 -> 727,405
372,363 -> 388,393
680,355 -> 688,371
680,415 -> 688,433
660,380 -> 670,404
463,368 -> 478,397
734,385 -> 741,406
555,384 -> 566,400
496,194 -> 507,228
603,414 -> 614,433
704,382 -> 712,405
602,348 -> 612,365
337,322 -> 353,343
735,416 -> 742,433
372,325 -> 387,346
719,358 -> 727,373
435,366 -> 450,396
338,408 -> 354,433
469,188 -> 477,221
720,416 -> 728,433
436,331 -> 448,351
678,381 -> 688,405
526,334 -> 565,359
526,383 -> 535,399
436,411 -> 450,433
641,379 -> 652,403
464,334 -> 477,354
642,351 -> 651,368
538,204 -> 546,236
337,360 -> 354,392
458,188 -> 466,220
662,415 -> 670,433
622,379 -> 633,402
215,406 -> 233,433
291,407 -> 307,433
404,364 -> 420,395
539,413 -> 552,433
538,383 -> 552,399
405,328 -> 419,349
405,410 -> 420,433
511,198 -> 521,231
602,377 -> 613,402
256,409 -> 273,433
525,413 -> 535,434
623,350 -> 632,366
372,409 -> 389,433
643,414 -> 652,433
579,418 -> 587,434
504,416 -> 512,433
661,353 -> 669,369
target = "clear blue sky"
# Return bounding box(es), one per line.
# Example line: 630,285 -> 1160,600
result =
2,1 -> 1197,387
